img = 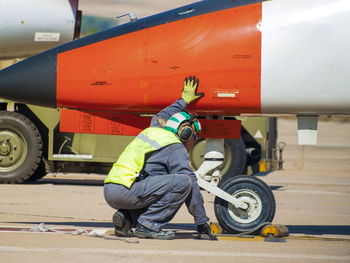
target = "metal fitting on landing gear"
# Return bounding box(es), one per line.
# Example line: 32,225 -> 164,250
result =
277,142 -> 286,170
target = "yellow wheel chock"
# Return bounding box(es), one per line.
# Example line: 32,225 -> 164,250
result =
260,224 -> 289,238
210,222 -> 223,235
211,222 -> 289,239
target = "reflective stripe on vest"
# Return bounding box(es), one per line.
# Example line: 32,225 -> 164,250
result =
104,127 -> 181,188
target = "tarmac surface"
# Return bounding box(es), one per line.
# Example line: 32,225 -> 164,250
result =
0,118 -> 350,263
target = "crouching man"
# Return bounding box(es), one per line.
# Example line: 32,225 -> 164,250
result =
104,76 -> 216,240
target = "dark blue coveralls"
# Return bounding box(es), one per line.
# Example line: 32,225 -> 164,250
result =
104,98 -> 209,232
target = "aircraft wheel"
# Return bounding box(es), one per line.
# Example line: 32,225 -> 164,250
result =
190,138 -> 246,183
214,175 -> 275,233
0,111 -> 42,183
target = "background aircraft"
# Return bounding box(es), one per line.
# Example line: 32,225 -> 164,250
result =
0,0 -> 197,60
0,0 -> 81,59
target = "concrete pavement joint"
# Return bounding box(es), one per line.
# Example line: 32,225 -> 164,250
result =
0,246 -> 349,261
218,235 -> 350,242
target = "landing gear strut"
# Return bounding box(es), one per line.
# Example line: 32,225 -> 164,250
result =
195,137 -> 276,234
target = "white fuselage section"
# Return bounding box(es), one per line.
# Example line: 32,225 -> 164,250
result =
261,0 -> 350,114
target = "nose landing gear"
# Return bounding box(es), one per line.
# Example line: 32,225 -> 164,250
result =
214,175 -> 275,233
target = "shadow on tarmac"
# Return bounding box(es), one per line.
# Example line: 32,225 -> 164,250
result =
6,222 -> 201,239
9,221 -> 197,230
24,178 -> 105,187
287,225 -> 350,236
8,221 -> 350,237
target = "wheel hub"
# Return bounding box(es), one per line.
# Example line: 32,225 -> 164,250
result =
0,130 -> 26,171
0,141 -> 11,155
227,189 -> 262,224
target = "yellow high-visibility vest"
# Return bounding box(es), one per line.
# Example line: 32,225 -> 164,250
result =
104,127 -> 182,188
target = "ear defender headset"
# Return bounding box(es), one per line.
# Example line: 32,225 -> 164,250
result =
164,111 -> 201,142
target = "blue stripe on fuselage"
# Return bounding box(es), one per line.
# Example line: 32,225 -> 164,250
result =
58,0 -> 263,53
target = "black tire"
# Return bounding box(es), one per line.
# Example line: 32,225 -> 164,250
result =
0,111 -> 43,183
26,160 -> 47,181
219,139 -> 246,183
214,175 -> 276,233
190,138 -> 246,182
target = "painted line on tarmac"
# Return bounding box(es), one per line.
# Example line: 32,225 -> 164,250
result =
0,246 -> 349,261
218,235 -> 350,242
218,236 -> 265,242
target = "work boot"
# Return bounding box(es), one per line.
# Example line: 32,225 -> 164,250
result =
112,210 -> 133,237
134,223 -> 175,240
197,221 -> 218,240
